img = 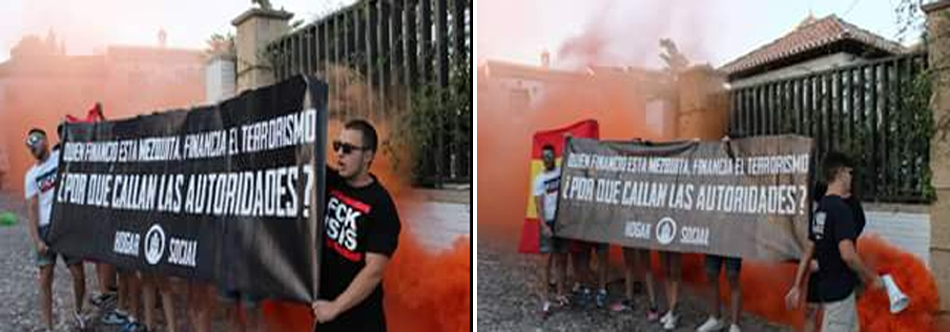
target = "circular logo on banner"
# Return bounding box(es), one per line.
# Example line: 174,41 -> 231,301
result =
144,224 -> 166,265
656,217 -> 677,245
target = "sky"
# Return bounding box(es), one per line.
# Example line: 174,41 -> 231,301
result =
0,0 -> 358,62
477,0 -> 927,69
0,0 -> 926,67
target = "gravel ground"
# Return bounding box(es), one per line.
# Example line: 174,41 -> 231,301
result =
0,191 -> 229,332
0,189 -> 471,332
477,241 -> 793,332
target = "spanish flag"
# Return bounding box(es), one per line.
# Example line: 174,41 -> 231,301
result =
519,120 -> 599,254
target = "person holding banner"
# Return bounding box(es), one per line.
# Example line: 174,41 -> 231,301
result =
785,152 -> 881,332
697,254 -> 742,332
533,144 -> 569,316
24,128 -> 88,331
312,119 -> 401,332
697,135 -> 744,332
571,241 -> 609,308
64,107 -> 120,312
610,248 -> 660,320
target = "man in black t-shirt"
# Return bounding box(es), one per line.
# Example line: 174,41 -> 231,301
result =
785,152 -> 880,332
799,182 -> 867,332
312,119 -> 401,332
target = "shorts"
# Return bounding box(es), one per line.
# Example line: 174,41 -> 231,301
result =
820,291 -> 858,332
704,255 -> 742,279
539,220 -> 568,254
35,226 -> 81,267
218,288 -> 263,308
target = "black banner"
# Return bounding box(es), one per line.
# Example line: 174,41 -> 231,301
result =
48,75 -> 327,303
556,136 -> 813,260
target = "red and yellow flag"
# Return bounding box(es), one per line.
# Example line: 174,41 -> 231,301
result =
519,119 -> 599,254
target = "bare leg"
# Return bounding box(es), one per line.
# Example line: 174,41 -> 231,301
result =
664,252 -> 681,312
39,264 -> 54,330
142,274 -> 157,330
116,271 -> 129,314
596,247 -> 608,292
96,262 -> 116,294
545,251 -> 553,290
706,267 -> 722,319
127,272 -> 142,322
246,304 -> 263,332
574,249 -> 592,289
622,249 -> 636,302
67,262 -> 86,315
727,269 -> 742,326
188,282 -> 212,332
555,252 -> 567,299
543,253 -> 553,303
160,277 -> 177,332
804,304 -> 820,332
637,250 -> 658,307
228,302 -> 247,332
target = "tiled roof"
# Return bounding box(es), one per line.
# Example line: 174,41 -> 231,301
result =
720,15 -> 906,77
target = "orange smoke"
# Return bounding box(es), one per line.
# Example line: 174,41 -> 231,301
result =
261,121 -> 471,332
856,235 -> 940,331
710,235 -> 941,331
384,227 -> 471,332
477,62 -> 673,251
260,199 -> 472,332
477,61 -> 941,332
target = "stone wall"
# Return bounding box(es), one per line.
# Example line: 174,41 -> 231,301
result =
924,0 -> 950,314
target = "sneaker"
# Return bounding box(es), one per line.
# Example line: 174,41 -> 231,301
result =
91,291 -> 117,307
660,310 -> 672,324
609,299 -> 633,312
696,316 -> 724,332
595,289 -> 608,308
573,287 -> 592,307
728,324 -> 741,332
646,306 -> 661,322
662,311 -> 678,330
73,311 -> 87,330
553,295 -> 570,307
122,321 -> 148,332
101,309 -> 129,325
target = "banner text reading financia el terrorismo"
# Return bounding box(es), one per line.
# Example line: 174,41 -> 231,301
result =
48,75 -> 328,303
556,135 -> 814,260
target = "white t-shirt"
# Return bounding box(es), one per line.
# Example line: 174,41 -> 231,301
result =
24,150 -> 59,227
532,167 -> 561,222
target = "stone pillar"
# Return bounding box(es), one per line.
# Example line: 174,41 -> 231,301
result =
924,0 -> 950,315
232,8 -> 293,93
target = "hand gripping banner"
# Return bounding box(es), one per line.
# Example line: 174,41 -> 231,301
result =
48,75 -> 328,303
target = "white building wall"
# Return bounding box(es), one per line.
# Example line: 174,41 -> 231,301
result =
862,203 -> 931,268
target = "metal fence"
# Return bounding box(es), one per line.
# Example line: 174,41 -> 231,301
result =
266,0 -> 472,187
729,52 -> 932,203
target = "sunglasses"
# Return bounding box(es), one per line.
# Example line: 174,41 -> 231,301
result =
333,140 -> 369,155
25,133 -> 45,148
